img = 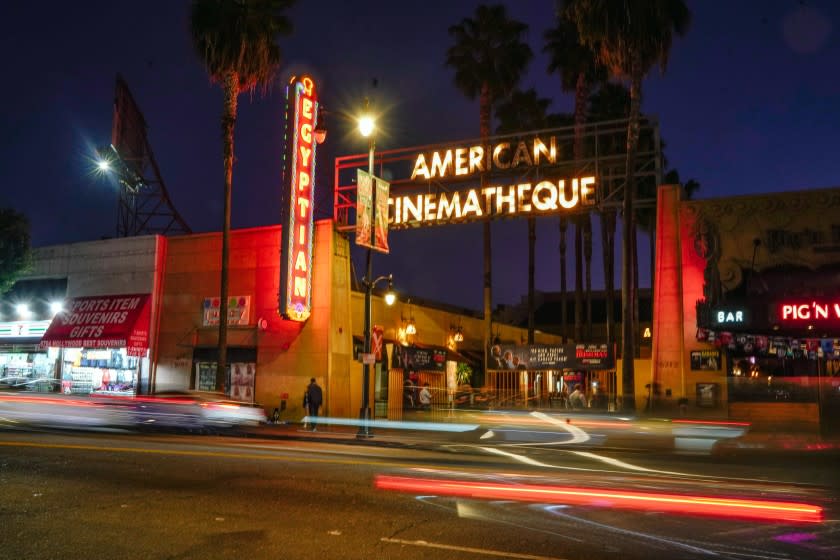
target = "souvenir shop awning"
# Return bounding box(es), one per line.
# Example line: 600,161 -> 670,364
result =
40,294 -> 151,356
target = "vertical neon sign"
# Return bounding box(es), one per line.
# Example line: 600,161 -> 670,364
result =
280,75 -> 318,321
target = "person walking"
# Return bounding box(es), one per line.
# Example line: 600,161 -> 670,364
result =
306,377 -> 323,431
419,382 -> 432,411
569,383 -> 587,411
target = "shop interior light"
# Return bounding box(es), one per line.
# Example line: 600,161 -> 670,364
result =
50,301 -> 63,315
16,303 -> 31,319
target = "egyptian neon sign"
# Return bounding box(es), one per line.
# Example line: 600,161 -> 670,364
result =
389,177 -> 595,227
780,301 -> 840,324
411,136 -> 561,180
279,75 -> 318,321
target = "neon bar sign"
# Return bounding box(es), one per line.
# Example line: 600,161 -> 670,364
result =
780,301 -> 840,325
280,75 -> 318,321
389,177 -> 595,227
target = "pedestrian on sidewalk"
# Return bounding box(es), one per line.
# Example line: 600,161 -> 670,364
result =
306,377 -> 323,431
419,382 -> 432,411
569,383 -> 587,410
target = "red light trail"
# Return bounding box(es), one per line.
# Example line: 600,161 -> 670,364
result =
375,475 -> 823,524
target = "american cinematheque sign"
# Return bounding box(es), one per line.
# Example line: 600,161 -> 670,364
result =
487,343 -> 614,371
389,135 -> 596,228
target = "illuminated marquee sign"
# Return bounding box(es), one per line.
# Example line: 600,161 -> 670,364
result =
779,301 -> 840,326
411,136 -> 562,180
279,75 -> 318,321
389,177 -> 595,227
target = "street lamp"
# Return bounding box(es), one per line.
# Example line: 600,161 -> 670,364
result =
358,101 -> 380,438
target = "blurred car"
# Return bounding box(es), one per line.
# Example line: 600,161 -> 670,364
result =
106,391 -> 266,431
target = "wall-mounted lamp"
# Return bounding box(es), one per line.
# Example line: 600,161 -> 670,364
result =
313,105 -> 327,145
454,327 -> 464,343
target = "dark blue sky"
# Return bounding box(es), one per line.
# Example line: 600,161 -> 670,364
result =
2,1 -> 838,311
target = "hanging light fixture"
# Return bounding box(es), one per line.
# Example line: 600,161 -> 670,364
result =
404,300 -> 416,335
453,325 -> 464,342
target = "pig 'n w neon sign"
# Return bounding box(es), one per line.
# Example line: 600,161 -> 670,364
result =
279,75 -> 319,321
779,301 -> 840,327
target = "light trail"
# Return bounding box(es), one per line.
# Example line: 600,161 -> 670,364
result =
374,475 -> 824,524
302,415 -> 478,432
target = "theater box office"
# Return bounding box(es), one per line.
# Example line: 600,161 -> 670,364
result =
653,184 -> 840,433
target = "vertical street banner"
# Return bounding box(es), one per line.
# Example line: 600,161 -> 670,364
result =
356,169 -> 373,249
373,176 -> 390,253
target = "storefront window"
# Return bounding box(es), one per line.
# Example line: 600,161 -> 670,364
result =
728,354 -> 819,403
0,348 -> 58,392
61,348 -> 139,395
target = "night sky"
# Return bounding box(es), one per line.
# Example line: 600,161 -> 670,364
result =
2,1 -> 838,312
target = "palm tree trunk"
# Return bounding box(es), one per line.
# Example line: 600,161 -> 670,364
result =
559,217 -> 568,340
527,217 -> 536,344
583,215 -> 593,340
217,71 -> 239,393
572,72 -> 589,345
480,83 -> 493,353
621,57 -> 642,412
632,220 -> 639,349
601,210 -> 616,350
574,217 -> 583,342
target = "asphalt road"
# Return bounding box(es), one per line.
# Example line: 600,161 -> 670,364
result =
0,426 -> 837,560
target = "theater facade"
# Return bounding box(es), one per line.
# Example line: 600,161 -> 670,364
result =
652,184 -> 840,433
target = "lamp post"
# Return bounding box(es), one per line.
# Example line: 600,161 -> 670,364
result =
357,104 -> 392,438
359,273 -> 395,437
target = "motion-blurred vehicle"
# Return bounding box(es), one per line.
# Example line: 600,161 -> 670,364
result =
113,391 -> 266,431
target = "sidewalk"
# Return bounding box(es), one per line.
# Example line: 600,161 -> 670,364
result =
244,419 -> 467,450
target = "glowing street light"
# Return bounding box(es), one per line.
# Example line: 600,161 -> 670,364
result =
16,303 -> 31,319
50,301 -> 64,315
383,279 -> 396,306
358,115 -> 375,138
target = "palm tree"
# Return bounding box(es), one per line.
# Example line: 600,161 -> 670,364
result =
0,208 -> 32,296
190,0 -> 294,392
544,2 -> 607,343
588,82 -> 629,350
446,4 -> 533,353
571,0 -> 691,411
495,89 -> 569,344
